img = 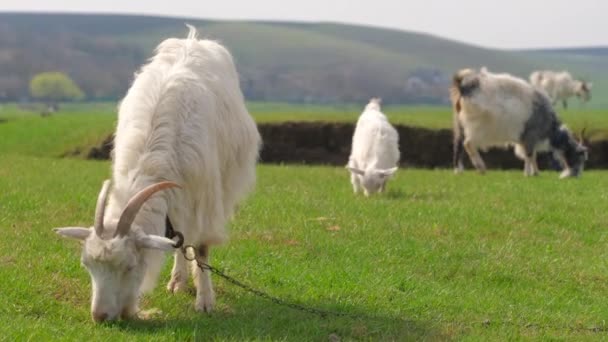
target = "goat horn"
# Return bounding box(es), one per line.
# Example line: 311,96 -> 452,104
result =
115,181 -> 180,237
94,180 -> 111,238
580,127 -> 587,144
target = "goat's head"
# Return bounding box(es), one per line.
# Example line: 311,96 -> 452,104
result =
452,68 -> 480,98
575,81 -> 592,102
551,126 -> 588,178
365,97 -> 382,111
348,166 -> 398,195
54,180 -> 179,323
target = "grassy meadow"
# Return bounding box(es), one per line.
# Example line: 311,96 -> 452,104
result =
1,101 -> 607,157
1,104 -> 608,340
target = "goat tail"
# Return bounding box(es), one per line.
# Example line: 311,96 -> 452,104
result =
450,86 -> 465,171
185,23 -> 198,40
529,71 -> 543,86
513,144 -> 526,160
579,126 -> 588,145
450,85 -> 463,141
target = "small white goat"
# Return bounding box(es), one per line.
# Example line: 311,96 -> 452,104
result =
452,67 -> 587,178
529,70 -> 592,109
347,98 -> 400,195
54,26 -> 261,322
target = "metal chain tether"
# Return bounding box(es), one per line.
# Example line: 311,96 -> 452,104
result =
172,238 -> 608,334
180,244 -> 357,318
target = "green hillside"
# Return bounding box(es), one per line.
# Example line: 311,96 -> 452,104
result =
0,13 -> 606,106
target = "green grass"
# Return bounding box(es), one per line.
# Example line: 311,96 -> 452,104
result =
2,103 -> 608,340
248,102 -> 453,128
249,102 -> 608,138
0,103 -> 116,157
2,103 -> 608,158
1,156 -> 608,340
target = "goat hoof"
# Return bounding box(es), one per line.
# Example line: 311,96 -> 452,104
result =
167,277 -> 187,294
195,297 -> 215,313
195,289 -> 216,313
559,170 -> 573,179
137,308 -> 162,320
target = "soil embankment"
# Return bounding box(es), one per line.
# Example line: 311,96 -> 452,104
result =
87,122 -> 608,169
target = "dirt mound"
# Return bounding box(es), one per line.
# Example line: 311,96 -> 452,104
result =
86,121 -> 608,169
87,135 -> 114,160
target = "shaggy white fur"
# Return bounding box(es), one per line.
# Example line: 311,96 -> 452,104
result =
452,67 -> 587,178
530,70 -> 591,109
347,98 -> 400,196
55,25 -> 261,322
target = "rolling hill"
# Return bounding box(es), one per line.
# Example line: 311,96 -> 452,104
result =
0,12 -> 606,106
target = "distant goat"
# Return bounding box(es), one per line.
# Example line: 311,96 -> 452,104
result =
54,26 -> 261,322
529,70 -> 591,109
452,67 -> 587,178
347,98 -> 400,195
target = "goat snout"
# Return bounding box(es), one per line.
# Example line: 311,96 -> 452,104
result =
92,311 -> 109,323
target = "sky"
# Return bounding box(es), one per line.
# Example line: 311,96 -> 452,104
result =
1,0 -> 606,49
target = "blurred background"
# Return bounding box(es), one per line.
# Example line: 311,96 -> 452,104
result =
1,1 -> 606,168
0,0 -> 606,106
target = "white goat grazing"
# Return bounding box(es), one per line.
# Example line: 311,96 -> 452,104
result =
452,67 -> 587,178
347,98 -> 400,196
54,26 -> 261,322
529,70 -> 592,109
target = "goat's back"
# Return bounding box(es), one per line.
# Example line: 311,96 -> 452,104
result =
350,110 -> 399,169
111,32 -> 260,242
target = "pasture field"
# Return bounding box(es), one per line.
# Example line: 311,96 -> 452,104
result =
2,102 -> 608,152
1,105 -> 608,340
249,102 -> 608,138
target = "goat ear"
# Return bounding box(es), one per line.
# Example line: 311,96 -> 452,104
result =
54,227 -> 92,241
136,234 -> 176,251
347,166 -> 365,176
378,167 -> 398,177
